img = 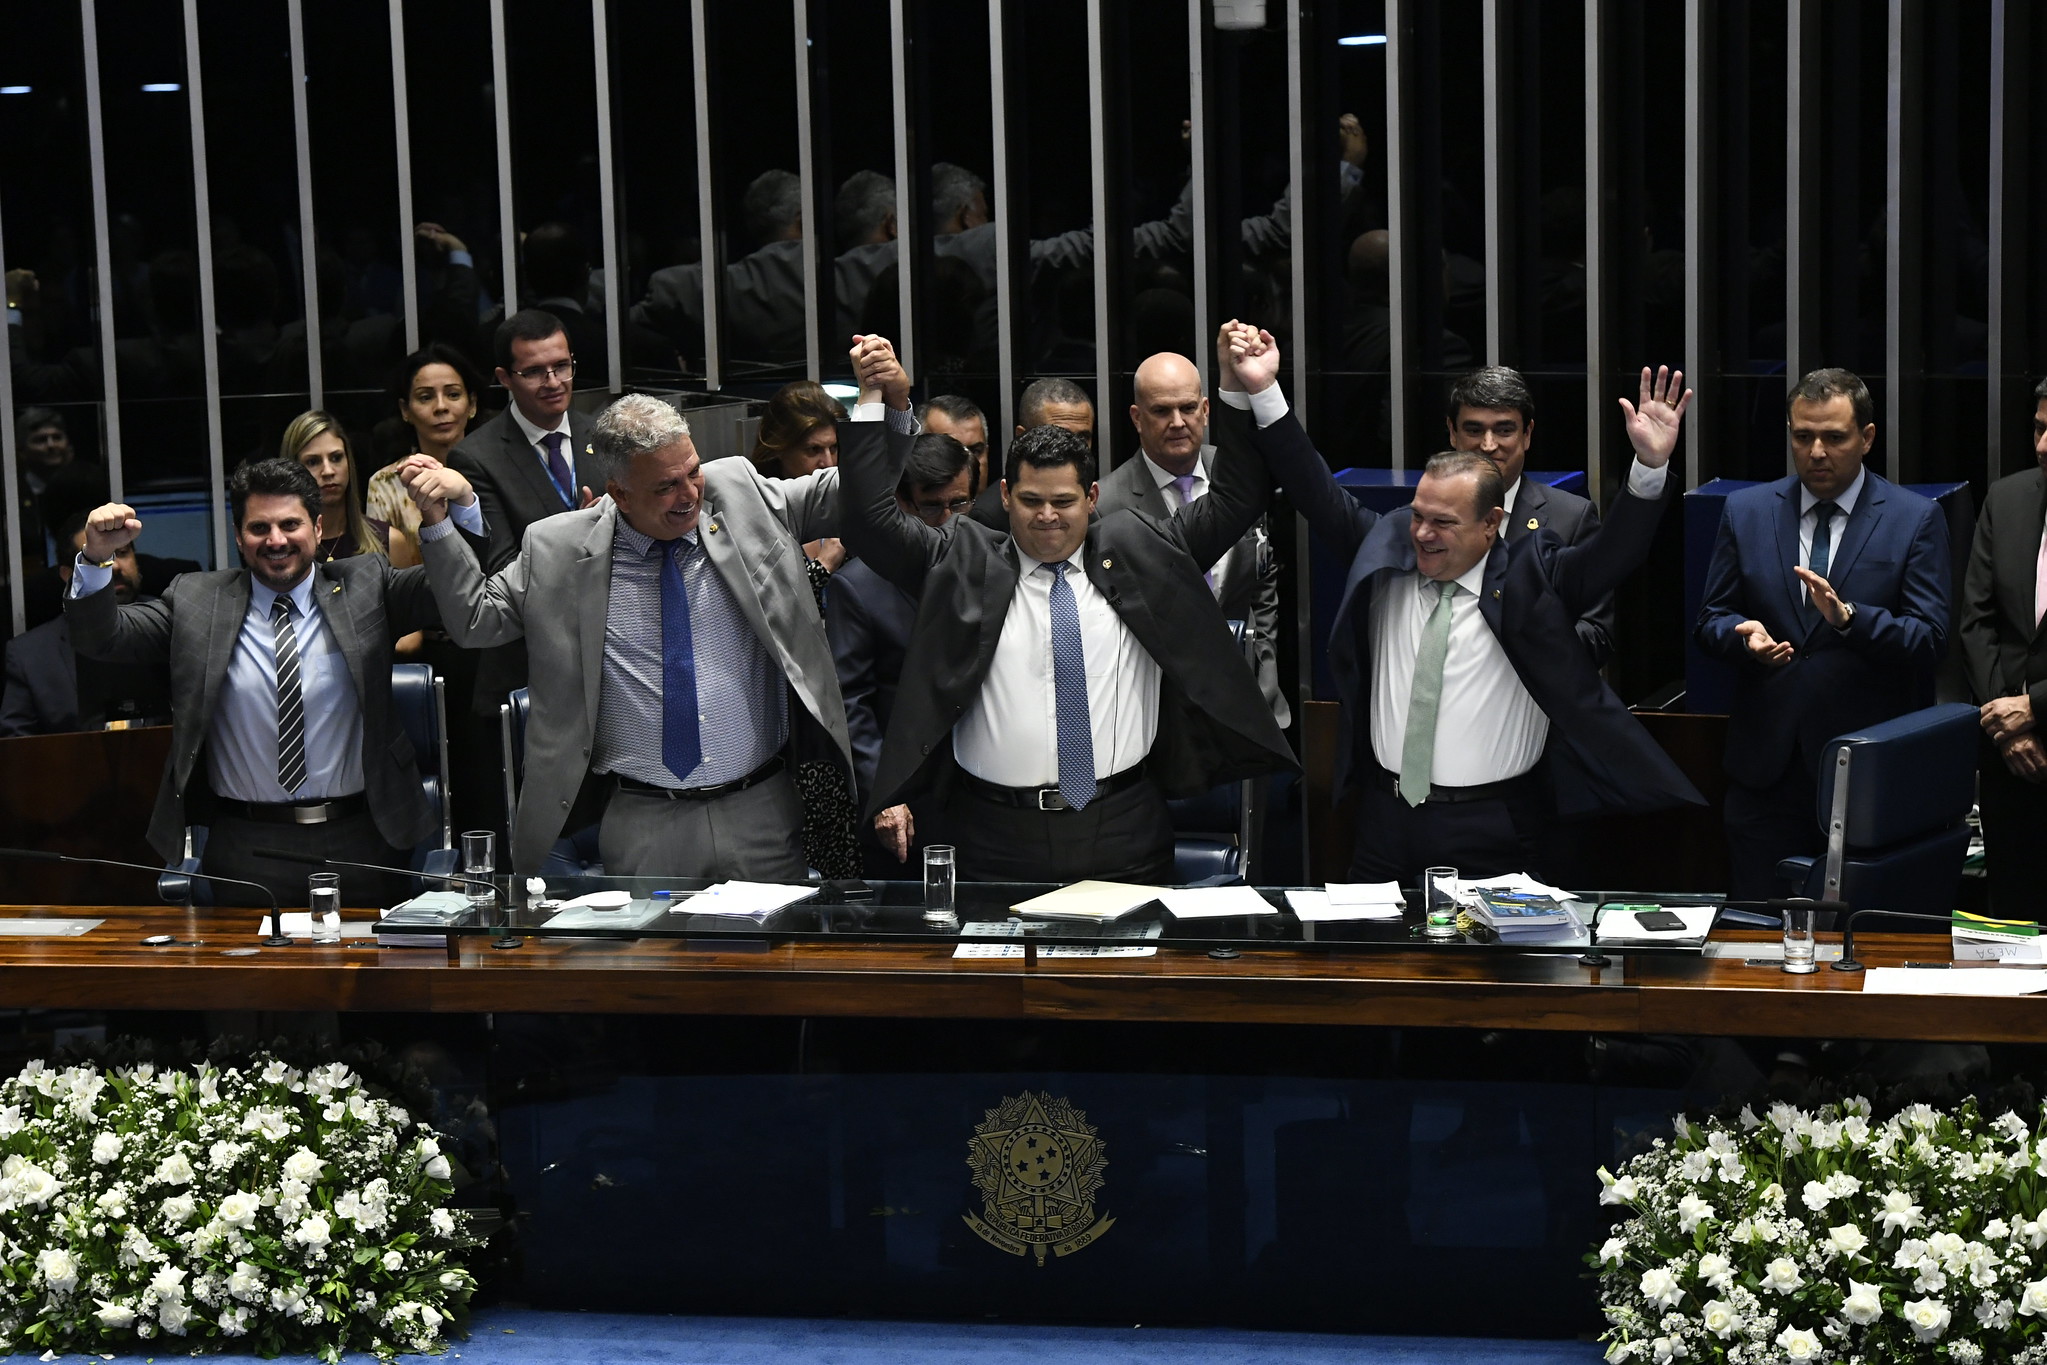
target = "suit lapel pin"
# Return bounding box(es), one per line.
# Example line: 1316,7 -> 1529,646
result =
1492,589 -> 1501,599
1526,517 -> 1539,530
1102,557 -> 1113,569
331,583 -> 341,595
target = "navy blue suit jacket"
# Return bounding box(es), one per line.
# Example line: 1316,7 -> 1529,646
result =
1694,471 -> 1950,789
824,557 -> 918,803
1230,401 -> 1700,819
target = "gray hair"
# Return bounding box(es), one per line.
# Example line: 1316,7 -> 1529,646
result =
590,394 -> 691,490
834,171 -> 896,251
743,169 -> 803,246
931,163 -> 988,228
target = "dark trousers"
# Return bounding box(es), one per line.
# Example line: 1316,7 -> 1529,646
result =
203,808 -> 411,910
1348,767 -> 1553,885
955,776 -> 1176,884
1723,768 -> 1821,903
1980,734 -> 2047,921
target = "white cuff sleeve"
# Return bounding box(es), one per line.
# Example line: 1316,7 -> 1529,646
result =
1246,384 -> 1290,429
1216,388 -> 1251,410
446,495 -> 485,536
1624,459 -> 1668,500
852,401 -> 884,422
69,556 -> 112,598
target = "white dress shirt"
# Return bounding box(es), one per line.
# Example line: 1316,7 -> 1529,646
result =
1503,476 -> 1522,515
1368,559 -> 1547,786
1796,466 -> 1865,600
510,404 -> 577,502
953,547 -> 1160,787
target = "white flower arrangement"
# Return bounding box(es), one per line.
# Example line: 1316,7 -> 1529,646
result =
1591,1096 -> 2047,1364
0,1051 -> 481,1361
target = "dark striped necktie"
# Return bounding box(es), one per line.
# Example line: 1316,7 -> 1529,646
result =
272,595 -> 307,793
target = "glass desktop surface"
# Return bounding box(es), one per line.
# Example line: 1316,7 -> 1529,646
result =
375,877 -> 1722,958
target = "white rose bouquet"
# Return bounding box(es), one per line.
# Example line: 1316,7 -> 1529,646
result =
0,1051 -> 482,1361
1591,1095 -> 2047,1364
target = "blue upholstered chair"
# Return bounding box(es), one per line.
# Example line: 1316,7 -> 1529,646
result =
1165,620 -> 1258,884
1773,702 -> 1979,921
160,664 -> 457,904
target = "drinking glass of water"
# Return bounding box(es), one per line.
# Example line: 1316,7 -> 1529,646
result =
461,830 -> 498,911
923,845 -> 957,925
1782,899 -> 1818,974
307,873 -> 342,944
1423,866 -> 1461,939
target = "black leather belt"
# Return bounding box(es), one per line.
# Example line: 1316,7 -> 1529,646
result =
1372,763 -> 1538,805
215,792 -> 369,825
957,763 -> 1149,811
614,755 -> 786,802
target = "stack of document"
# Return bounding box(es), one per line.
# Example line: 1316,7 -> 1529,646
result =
1156,885 -> 1277,919
687,881 -> 820,923
1468,891 -> 1582,944
1460,872 -> 1574,902
1592,904 -> 1718,947
1010,881 -> 1167,921
1283,882 -> 1407,922
376,890 -> 476,947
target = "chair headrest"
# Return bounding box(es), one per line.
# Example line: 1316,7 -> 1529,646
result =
1816,703 -> 1979,850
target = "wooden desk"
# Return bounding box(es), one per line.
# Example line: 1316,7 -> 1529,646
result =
4,905 -> 2037,1044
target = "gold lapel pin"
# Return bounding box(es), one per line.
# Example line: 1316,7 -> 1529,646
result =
330,583 -> 341,595
1492,589 -> 1502,599
1526,517 -> 1539,530
1102,558 -> 1113,569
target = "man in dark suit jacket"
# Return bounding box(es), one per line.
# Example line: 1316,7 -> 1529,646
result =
841,337 -> 1295,884
1,518 -> 169,735
826,431 -> 977,877
1696,368 -> 1951,901
1959,377 -> 2047,919
66,459 -> 475,905
1223,324 -> 1699,883
448,308 -> 599,718
1097,351 -> 1287,725
1445,366 -> 1614,665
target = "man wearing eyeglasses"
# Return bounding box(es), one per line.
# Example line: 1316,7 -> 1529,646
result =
826,432 -> 978,876
449,308 -> 600,721
1097,351 -> 1288,727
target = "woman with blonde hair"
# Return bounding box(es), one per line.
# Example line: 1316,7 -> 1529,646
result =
279,410 -> 406,565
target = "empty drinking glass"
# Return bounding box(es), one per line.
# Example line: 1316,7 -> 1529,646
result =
1423,866 -> 1461,939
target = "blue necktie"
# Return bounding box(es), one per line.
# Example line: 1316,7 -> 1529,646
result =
659,539 -> 702,784
1048,562 -> 1097,810
1808,500 -> 1839,581
542,432 -> 575,508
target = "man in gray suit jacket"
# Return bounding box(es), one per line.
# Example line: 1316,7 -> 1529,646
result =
1096,351 -> 1288,726
411,393 -> 865,879
1446,367 -> 1614,665
67,459 -> 466,905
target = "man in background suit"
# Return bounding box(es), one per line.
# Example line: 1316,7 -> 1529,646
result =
630,170 -> 808,368
1,514 -> 169,735
1097,351 -> 1287,726
967,377 -> 1097,531
841,336 -> 1294,884
1221,324 -> 1699,884
1959,376 -> 2047,919
827,432 -> 977,876
65,459 -> 480,905
448,307 -> 599,721
411,393 -> 861,879
1445,366 -> 1614,665
1696,367 -> 1951,901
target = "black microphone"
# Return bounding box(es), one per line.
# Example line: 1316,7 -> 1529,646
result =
248,849 -> 500,903
1828,901 -> 1956,973
0,846 -> 290,946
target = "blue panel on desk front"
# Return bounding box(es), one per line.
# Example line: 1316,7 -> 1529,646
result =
1682,477 -> 1972,716
1309,470 -> 1587,697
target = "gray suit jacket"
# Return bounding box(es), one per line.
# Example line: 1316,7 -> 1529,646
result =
420,457 -> 855,875
1503,478 -> 1614,666
1095,446 -> 1289,726
1961,466 -> 2047,712
64,558 -> 441,861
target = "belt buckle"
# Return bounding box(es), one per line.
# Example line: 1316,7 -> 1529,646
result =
291,803 -> 329,825
1036,789 -> 1068,812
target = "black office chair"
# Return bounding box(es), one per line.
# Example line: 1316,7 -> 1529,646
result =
500,688 -> 602,876
1165,620 -> 1259,883
161,665 -> 457,903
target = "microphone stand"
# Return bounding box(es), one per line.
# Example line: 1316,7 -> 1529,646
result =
1829,902 -> 1957,973
0,847 -> 290,946
248,849 -> 516,948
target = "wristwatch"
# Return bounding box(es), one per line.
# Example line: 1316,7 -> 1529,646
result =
1835,600 -> 1857,630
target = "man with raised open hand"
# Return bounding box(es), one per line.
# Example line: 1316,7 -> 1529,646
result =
1215,322 -> 1700,885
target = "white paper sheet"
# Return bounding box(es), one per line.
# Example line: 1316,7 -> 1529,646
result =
1328,881 -> 1404,907
687,881 -> 820,921
1284,890 -> 1405,922
952,942 -> 1158,958
1592,904 -> 1718,945
262,913 -> 378,940
1156,885 -> 1278,919
1010,881 -> 1167,920
1460,872 -> 1575,902
1861,967 -> 2047,997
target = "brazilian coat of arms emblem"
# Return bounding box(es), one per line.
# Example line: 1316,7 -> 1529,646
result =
963,1090 -> 1114,1265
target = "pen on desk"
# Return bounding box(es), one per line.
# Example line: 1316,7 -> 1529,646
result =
1900,962 -> 1951,969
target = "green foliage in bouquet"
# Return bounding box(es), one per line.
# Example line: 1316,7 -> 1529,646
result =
1590,1096 -> 2047,1364
0,1047 -> 484,1361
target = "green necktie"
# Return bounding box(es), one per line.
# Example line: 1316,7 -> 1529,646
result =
1399,580 -> 1458,807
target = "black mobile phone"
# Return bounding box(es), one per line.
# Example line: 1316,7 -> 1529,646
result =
1634,909 -> 1687,932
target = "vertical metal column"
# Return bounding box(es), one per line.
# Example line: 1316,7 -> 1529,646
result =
1986,0 -> 2028,480
1482,0 -> 1506,365
1188,0 -> 1211,393
0,196 -> 22,635
391,0 -> 419,354
1583,0 -> 1605,501
690,0 -> 721,389
80,0 -> 123,496
286,0 -> 323,406
1884,0 -> 1923,481
1087,0 -> 1112,445
1384,0 -> 1415,469
592,0 -> 623,393
1284,0 -> 1308,431
490,0 -> 518,319
891,0 -> 916,379
184,0 -> 229,568
1681,0 -> 1710,488
1784,0 -> 1818,419
989,0 -> 1015,437
792,0 -> 821,382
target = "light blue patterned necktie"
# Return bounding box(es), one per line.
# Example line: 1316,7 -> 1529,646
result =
1048,562 -> 1097,810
